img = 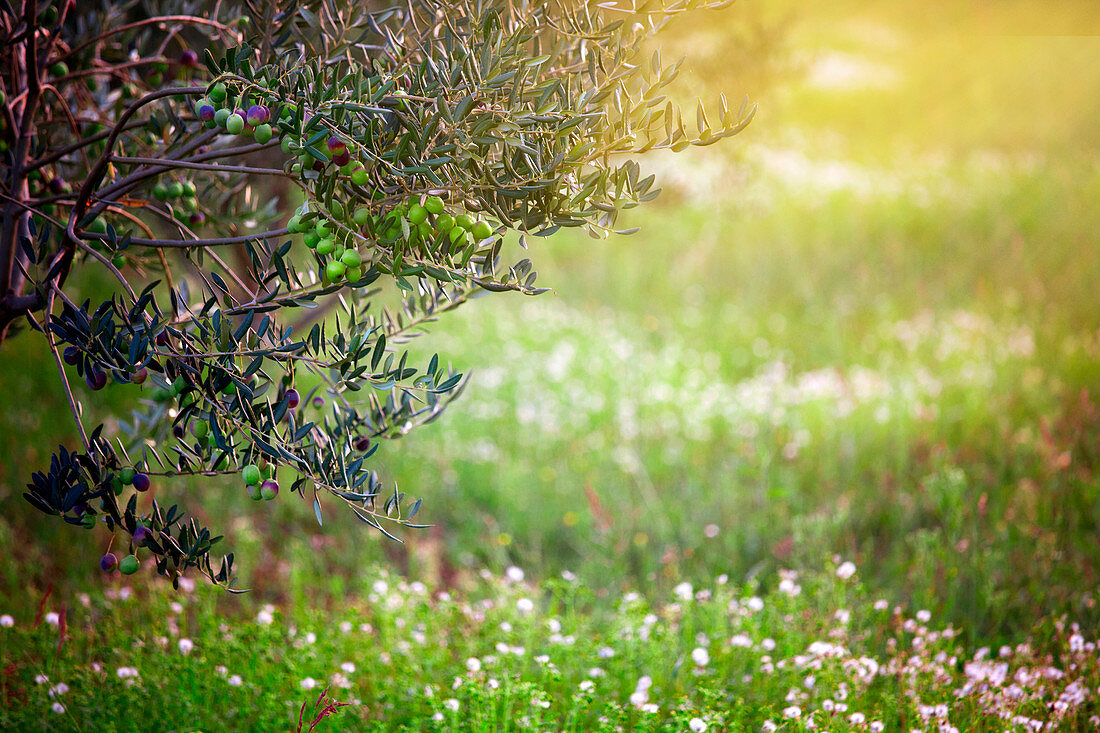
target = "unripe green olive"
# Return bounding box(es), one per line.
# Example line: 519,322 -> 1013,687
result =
341,250 -> 362,267
408,204 -> 428,224
315,220 -> 332,237
455,213 -> 475,230
436,213 -> 455,232
352,207 -> 371,227
325,260 -> 347,281
448,226 -> 468,245
303,231 -> 320,249
315,238 -> 335,255
242,464 -> 261,486
226,113 -> 245,135
425,195 -> 445,215
351,168 -> 369,186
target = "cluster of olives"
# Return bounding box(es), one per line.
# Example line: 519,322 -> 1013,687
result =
110,468 -> 152,496
151,177 -> 204,225
195,83 -> 277,144
375,193 -> 495,249
63,344 -> 148,391
285,186 -> 497,284
99,524 -> 153,576
241,460 -> 279,501
100,552 -> 140,575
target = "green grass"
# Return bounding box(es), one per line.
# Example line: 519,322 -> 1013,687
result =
3,0 -> 1100,729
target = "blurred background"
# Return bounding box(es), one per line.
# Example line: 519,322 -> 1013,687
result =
3,0 -> 1100,645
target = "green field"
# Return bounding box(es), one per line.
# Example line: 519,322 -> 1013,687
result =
3,1 -> 1100,729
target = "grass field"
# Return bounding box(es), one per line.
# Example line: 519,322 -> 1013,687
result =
2,1 -> 1100,730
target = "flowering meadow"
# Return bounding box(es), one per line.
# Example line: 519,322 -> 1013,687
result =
3,0 -> 1100,730
3,560 -> 1100,731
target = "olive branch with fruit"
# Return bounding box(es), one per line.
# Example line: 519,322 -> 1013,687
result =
0,0 -> 752,589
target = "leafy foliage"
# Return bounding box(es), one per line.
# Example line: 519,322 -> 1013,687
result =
0,0 -> 751,588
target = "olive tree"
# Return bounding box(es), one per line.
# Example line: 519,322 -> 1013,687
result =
0,0 -> 752,588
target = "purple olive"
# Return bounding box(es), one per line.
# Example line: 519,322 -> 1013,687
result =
286,389 -> 300,409
86,370 -> 107,390
180,49 -> 199,68
189,211 -> 205,226
355,435 -> 371,452
132,366 -> 148,384
327,136 -> 346,153
333,151 -> 351,167
63,345 -> 80,365
312,396 -> 324,408
155,330 -> 169,346
199,104 -> 216,122
132,473 -> 151,492
246,105 -> 269,126
133,526 -> 153,546
100,553 -> 118,572
260,479 -> 279,500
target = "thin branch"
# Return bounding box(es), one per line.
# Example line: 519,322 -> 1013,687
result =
120,228 -> 291,248
65,15 -> 237,60
110,157 -> 290,177
38,290 -> 91,451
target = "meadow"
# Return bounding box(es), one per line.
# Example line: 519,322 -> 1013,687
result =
2,0 -> 1100,729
